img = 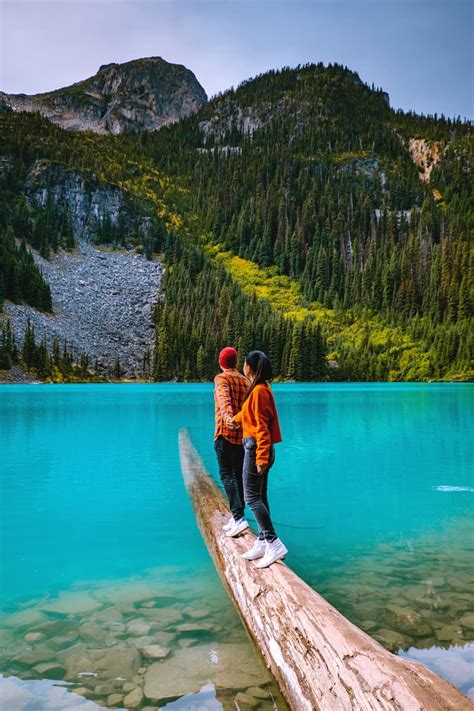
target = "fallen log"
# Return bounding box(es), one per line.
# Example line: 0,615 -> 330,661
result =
179,429 -> 472,711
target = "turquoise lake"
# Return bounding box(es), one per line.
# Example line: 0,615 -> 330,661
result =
0,383 -> 473,709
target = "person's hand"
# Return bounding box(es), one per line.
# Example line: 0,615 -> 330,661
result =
257,463 -> 268,475
225,416 -> 237,429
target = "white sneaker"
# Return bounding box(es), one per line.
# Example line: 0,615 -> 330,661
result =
254,538 -> 288,568
225,519 -> 249,537
223,516 -> 234,531
242,539 -> 266,560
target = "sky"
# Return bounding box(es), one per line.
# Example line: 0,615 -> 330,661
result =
1,0 -> 472,120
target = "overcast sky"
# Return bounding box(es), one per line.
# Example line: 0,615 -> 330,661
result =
1,0 -> 472,120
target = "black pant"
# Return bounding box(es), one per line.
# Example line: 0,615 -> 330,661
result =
242,436 -> 276,542
214,435 -> 245,521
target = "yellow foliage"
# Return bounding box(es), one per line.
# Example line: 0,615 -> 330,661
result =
208,246 -> 431,374
212,249 -> 333,321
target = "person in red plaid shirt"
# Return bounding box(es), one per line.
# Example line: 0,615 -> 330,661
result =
214,346 -> 250,538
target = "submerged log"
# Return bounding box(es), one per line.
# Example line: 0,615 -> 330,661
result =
179,429 -> 472,711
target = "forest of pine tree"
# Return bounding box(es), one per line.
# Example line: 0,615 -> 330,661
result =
0,151 -> 74,311
133,64 -> 473,381
0,317 -> 102,382
0,62 -> 472,382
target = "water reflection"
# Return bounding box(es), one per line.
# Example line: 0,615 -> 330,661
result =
399,642 -> 474,699
0,675 -> 111,711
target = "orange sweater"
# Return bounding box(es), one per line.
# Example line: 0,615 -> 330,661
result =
233,382 -> 282,466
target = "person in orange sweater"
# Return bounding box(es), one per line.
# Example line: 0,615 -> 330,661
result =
233,350 -> 288,568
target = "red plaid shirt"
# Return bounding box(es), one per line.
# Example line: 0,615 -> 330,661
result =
214,369 -> 250,444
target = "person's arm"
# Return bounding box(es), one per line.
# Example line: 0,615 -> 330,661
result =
253,387 -> 272,468
233,410 -> 243,424
215,376 -> 236,427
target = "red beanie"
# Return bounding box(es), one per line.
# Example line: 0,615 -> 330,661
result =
219,346 -> 238,369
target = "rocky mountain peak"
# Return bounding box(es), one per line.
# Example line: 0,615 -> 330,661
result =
0,56 -> 208,134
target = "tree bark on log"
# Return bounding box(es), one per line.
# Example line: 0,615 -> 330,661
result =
179,429 -> 472,711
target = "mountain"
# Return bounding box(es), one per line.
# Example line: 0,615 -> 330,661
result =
139,63 -> 472,381
0,61 -> 472,382
0,57 -> 207,134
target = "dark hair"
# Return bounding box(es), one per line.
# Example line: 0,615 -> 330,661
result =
243,350 -> 273,402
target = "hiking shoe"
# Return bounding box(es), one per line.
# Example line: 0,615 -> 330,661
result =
242,538 -> 266,560
254,538 -> 288,568
225,518 -> 249,537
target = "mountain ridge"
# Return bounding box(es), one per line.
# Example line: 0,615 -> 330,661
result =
0,56 -> 207,134
0,60 -> 471,382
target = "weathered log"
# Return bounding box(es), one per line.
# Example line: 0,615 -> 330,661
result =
179,429 -> 472,711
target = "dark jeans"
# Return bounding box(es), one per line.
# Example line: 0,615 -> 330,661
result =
214,435 -> 245,521
242,436 -> 276,542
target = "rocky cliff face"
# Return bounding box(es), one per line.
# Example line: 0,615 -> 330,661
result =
24,159 -> 152,241
408,137 -> 443,183
0,57 -> 207,134
0,158 -> 163,379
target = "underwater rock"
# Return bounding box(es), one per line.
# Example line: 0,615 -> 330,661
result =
33,661 -> 66,678
41,592 -> 102,616
178,638 -> 198,649
24,632 -> 46,642
360,620 -> 378,632
127,622 -> 152,636
140,644 -> 170,660
0,628 -> 15,645
93,582 -> 159,605
123,686 -> 144,708
183,607 -> 210,620
140,607 -> 183,627
460,614 -> 474,630
95,681 -> 120,696
79,621 -> 117,646
385,605 -> 433,637
174,622 -> 214,634
234,691 -> 260,710
149,631 -> 176,646
122,682 -> 138,692
102,621 -> 126,635
246,686 -> 271,699
373,628 -> 409,651
57,642 -> 140,681
73,687 -> 93,697
49,633 -> 80,651
93,607 -> 124,623
2,608 -> 46,628
32,619 -> 78,637
435,625 -> 464,642
12,643 -> 56,667
130,635 -> 156,649
143,643 -> 270,702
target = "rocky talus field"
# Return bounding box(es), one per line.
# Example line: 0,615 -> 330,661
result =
1,239 -> 163,380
